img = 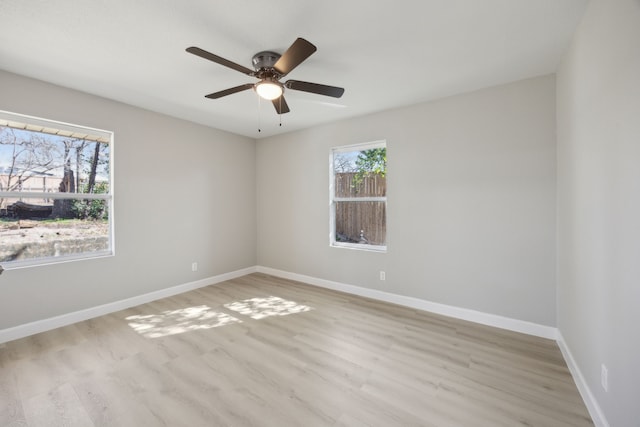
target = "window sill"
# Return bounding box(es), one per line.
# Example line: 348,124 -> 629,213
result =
1,250 -> 114,271
330,242 -> 387,253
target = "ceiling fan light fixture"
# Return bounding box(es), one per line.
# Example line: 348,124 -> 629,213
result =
255,80 -> 283,100
187,38 -> 344,115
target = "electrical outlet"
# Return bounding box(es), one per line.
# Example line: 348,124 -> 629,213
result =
601,364 -> 608,392
379,271 -> 386,281
191,262 -> 198,272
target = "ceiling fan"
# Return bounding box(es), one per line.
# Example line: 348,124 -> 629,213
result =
186,38 -> 344,115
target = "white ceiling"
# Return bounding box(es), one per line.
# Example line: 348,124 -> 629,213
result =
0,0 -> 588,139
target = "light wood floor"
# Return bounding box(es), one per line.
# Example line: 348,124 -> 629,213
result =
0,273 -> 593,426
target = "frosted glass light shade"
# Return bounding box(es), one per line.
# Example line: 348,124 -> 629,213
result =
255,81 -> 283,100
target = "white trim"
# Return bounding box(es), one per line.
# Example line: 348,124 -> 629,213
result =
0,109 -> 112,142
0,266 -> 257,344
256,266 -> 558,340
0,109 -> 115,269
2,250 -> 114,271
332,140 -> 386,153
333,196 -> 386,202
0,191 -> 111,200
331,241 -> 387,252
330,140 -> 387,250
557,332 -> 610,427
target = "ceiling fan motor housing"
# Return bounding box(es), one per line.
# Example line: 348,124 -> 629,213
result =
252,51 -> 281,71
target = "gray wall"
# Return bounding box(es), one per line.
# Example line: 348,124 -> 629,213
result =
3,4 -> 636,421
257,75 -> 557,326
0,70 -> 257,330
556,0 -> 640,425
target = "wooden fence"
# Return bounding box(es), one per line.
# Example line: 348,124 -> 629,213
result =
334,172 -> 386,245
335,172 -> 386,198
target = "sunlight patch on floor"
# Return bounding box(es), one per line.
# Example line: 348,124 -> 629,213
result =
126,305 -> 241,338
224,296 -> 312,320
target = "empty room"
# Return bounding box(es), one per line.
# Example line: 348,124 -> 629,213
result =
0,0 -> 638,426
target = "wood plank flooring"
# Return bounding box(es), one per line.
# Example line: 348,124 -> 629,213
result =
0,273 -> 594,426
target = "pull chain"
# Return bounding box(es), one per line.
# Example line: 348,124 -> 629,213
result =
257,95 -> 262,133
257,96 -> 286,132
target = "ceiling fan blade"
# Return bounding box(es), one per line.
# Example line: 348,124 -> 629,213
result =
273,38 -> 317,76
205,83 -> 254,99
285,80 -> 345,98
272,96 -> 290,114
186,47 -> 254,76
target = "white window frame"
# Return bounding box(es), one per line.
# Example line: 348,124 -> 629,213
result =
0,110 -> 114,269
330,140 -> 387,252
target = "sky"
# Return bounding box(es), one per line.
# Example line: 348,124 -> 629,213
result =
0,127 -> 110,183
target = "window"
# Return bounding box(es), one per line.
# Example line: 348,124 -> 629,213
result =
0,110 -> 113,268
330,141 -> 387,251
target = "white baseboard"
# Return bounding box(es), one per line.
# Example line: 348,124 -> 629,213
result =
256,266 -> 608,425
1,265 -> 556,344
2,264 -> 604,426
256,266 -> 558,340
0,266 -> 257,344
557,332 -> 610,427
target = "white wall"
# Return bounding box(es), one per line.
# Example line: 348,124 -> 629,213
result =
556,0 -> 640,425
257,75 -> 557,326
0,70 -> 257,330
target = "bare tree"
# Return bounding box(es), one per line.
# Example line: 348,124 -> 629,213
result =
0,128 -> 61,213
0,128 -> 59,192
333,152 -> 357,173
86,141 -> 102,193
74,140 -> 88,192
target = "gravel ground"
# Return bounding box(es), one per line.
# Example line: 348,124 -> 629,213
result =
0,219 -> 109,244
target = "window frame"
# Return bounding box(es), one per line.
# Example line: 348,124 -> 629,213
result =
329,140 -> 387,252
0,110 -> 114,269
